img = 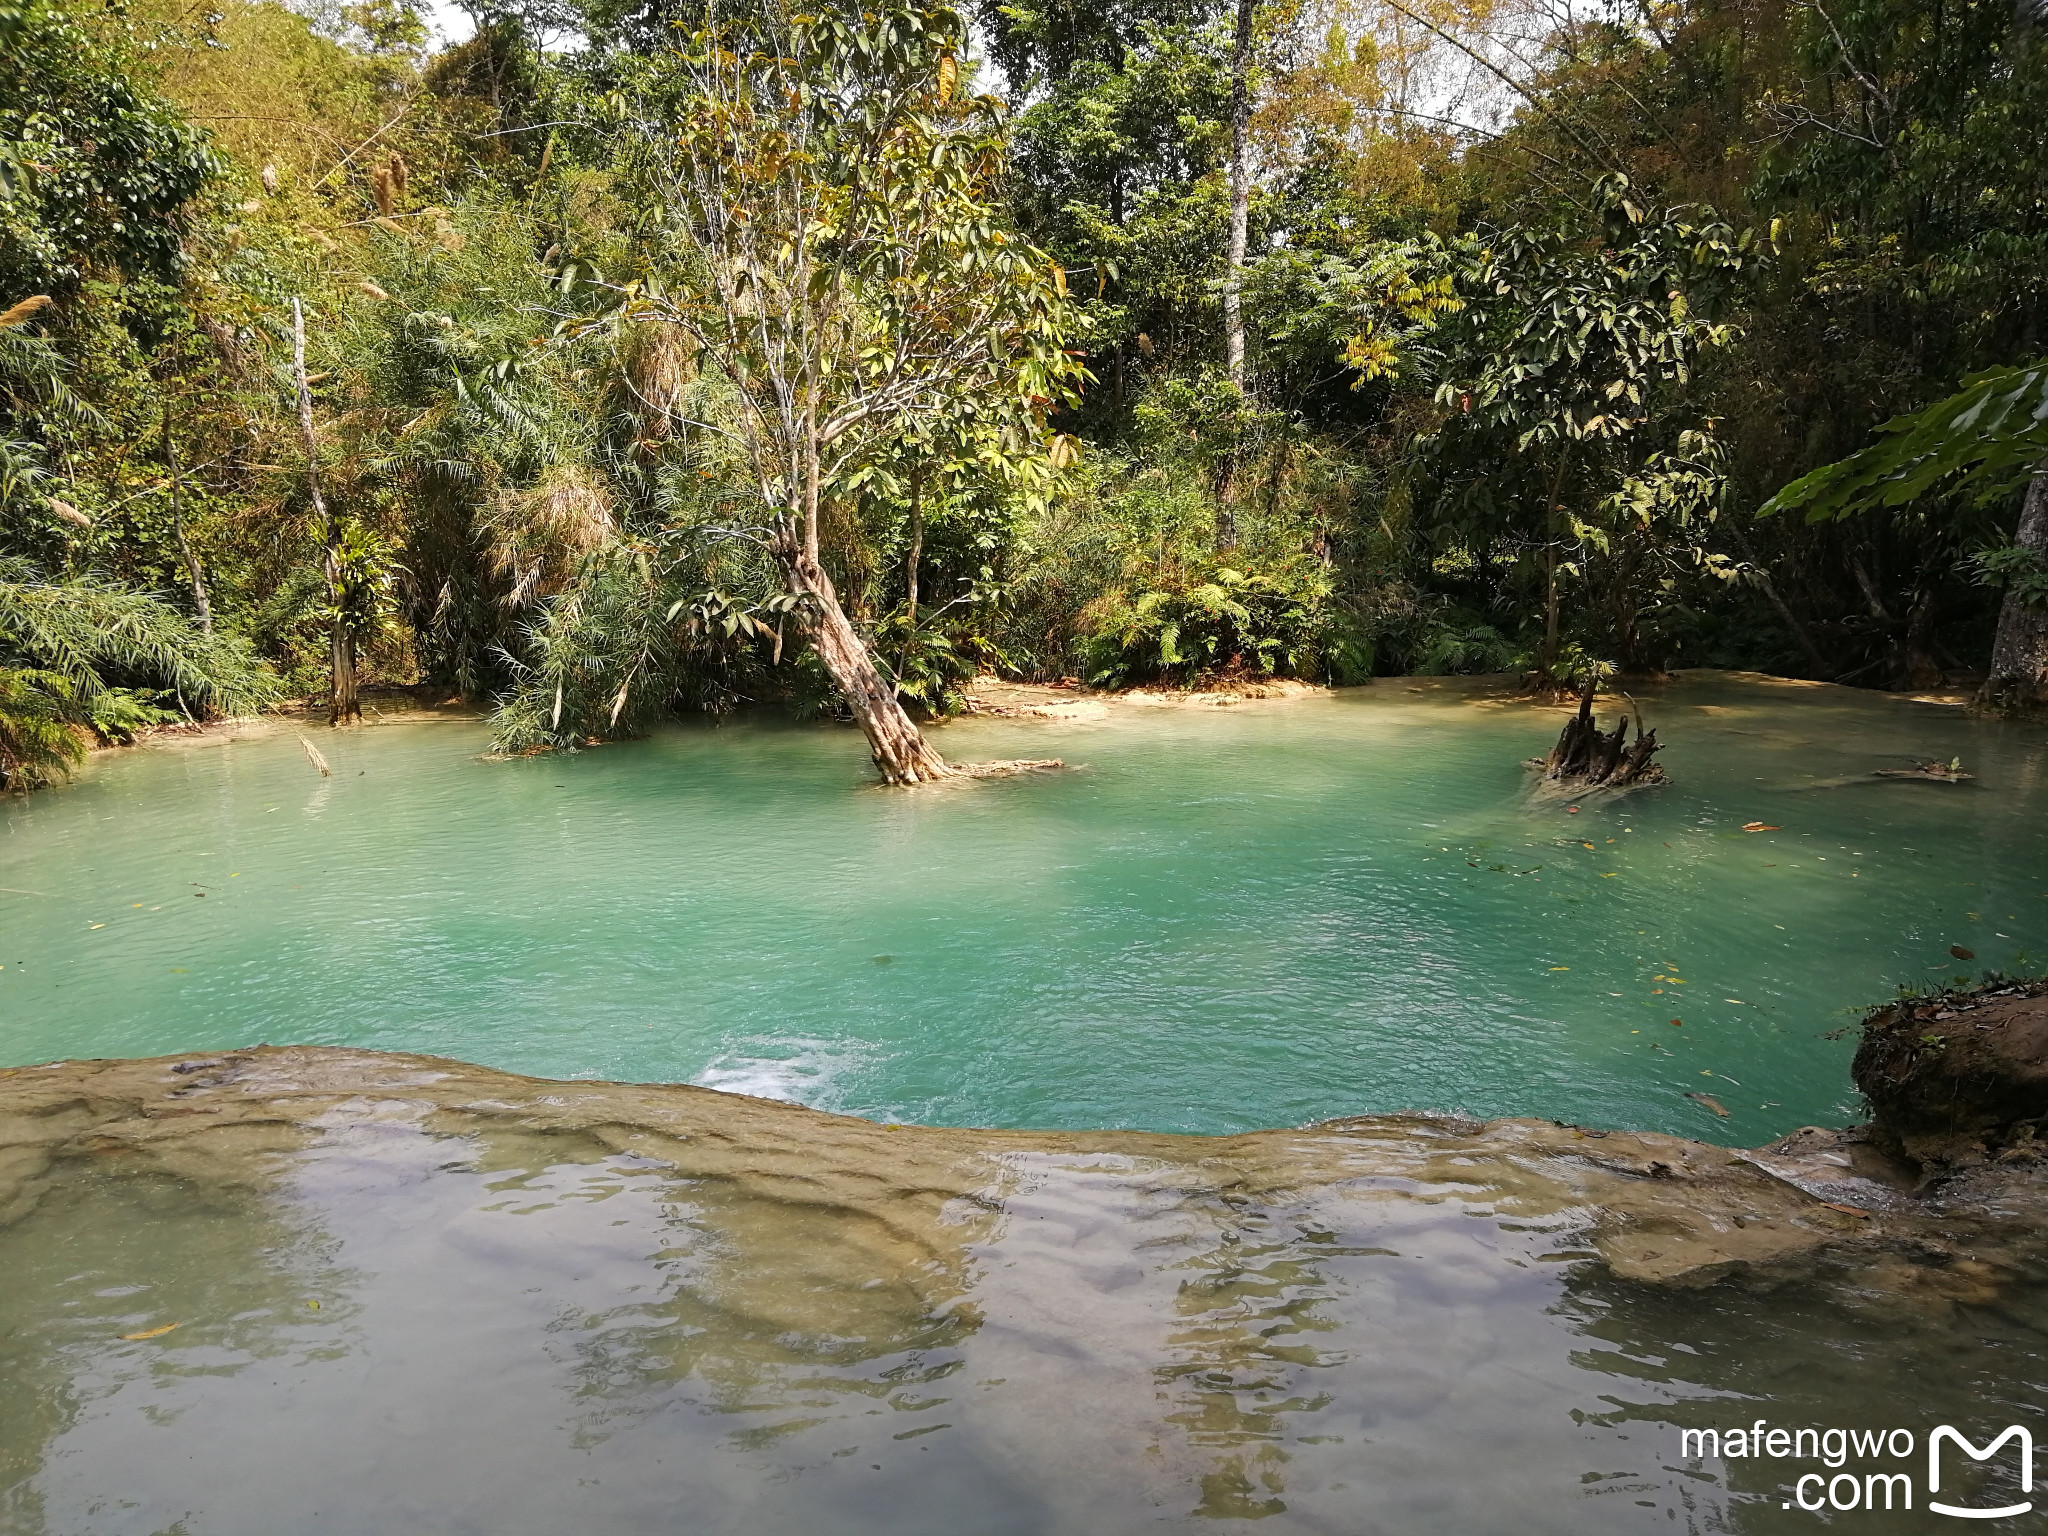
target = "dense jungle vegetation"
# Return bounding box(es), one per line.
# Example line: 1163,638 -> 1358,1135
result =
1,0 -> 2045,784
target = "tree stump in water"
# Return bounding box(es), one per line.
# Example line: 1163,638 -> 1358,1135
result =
1537,688 -> 1666,789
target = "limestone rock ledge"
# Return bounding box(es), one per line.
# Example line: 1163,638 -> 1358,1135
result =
3,1045 -> 2044,1300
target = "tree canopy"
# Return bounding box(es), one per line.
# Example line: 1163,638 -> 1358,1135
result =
3,0 -> 2047,789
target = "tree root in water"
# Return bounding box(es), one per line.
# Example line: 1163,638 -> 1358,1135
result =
945,758 -> 1067,780
1530,685 -> 1666,790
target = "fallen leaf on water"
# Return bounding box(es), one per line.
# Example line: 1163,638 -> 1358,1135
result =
1742,822 -> 1781,832
1669,1018 -> 1683,1027
1548,966 -> 1570,971
120,1323 -> 179,1341
1820,1202 -> 1871,1218
1950,945 -> 1976,960
1684,1092 -> 1729,1116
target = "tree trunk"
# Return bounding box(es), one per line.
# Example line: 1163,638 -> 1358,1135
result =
1533,454 -> 1571,688
1609,541 -> 1646,673
1222,0 -> 1254,393
1727,520 -> 1831,677
1980,460 -> 2048,710
1901,582 -> 1941,691
1539,542 -> 1562,681
1215,460 -> 1237,551
292,297 -> 359,726
163,404 -> 212,634
899,466 -> 925,696
903,466 -> 924,627
774,515 -> 949,785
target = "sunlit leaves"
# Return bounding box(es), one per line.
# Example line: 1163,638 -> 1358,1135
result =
612,0 -> 1089,525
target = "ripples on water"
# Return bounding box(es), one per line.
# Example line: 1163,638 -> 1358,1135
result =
4,675 -> 2045,1140
2,1101 -> 2043,1535
5,676 -> 2048,1534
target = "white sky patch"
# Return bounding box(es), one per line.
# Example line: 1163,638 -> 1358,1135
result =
422,0 -> 476,47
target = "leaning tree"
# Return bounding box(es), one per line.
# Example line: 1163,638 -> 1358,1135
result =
610,0 -> 1087,783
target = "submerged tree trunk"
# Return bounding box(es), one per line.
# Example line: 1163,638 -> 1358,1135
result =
774,515 -> 950,785
1980,460 -> 2048,711
163,404 -> 212,634
292,298 -> 358,726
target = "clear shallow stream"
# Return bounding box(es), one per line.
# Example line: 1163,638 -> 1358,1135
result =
5,674 -> 2047,1141
2,1080 -> 2045,1536
7,675 -> 2048,1535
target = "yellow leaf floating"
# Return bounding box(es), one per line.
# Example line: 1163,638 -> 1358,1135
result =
121,1323 -> 179,1341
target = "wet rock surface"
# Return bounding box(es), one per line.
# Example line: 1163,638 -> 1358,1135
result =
4,1044 -> 2045,1300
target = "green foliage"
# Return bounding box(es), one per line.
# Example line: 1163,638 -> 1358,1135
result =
602,0 -> 1090,524
1,0 -> 2043,772
1414,620 -> 1522,676
86,686 -> 182,741
1397,177 -> 1761,672
1972,541 -> 2048,610
0,557 -> 275,787
1762,360 -> 2048,522
873,608 -> 978,714
0,664 -> 85,788
0,558 -> 277,716
489,555 -> 797,751
1077,561 -> 1370,686
0,0 -> 221,293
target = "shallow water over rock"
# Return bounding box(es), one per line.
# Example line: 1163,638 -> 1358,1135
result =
5,674 -> 2045,1142
3,1049 -> 2045,1535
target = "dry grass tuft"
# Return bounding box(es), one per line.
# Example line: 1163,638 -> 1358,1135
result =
479,466 -> 616,607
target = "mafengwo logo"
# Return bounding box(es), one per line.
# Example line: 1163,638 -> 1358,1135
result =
1678,1422 -> 2033,1516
